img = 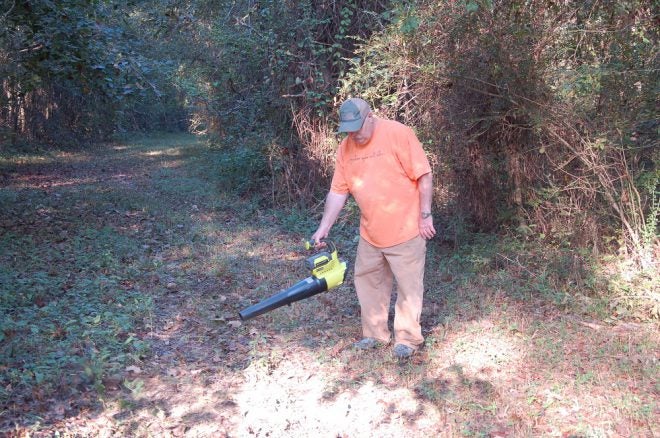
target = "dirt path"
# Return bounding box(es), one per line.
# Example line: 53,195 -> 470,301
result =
2,134 -> 657,437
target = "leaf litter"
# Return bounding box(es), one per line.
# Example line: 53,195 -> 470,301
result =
0,134 -> 657,437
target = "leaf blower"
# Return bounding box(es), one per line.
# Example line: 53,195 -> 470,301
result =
238,240 -> 347,321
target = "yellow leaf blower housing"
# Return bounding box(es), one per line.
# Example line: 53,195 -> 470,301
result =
238,240 -> 347,321
303,240 -> 347,290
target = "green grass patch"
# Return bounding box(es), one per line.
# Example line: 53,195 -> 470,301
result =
425,233 -> 651,319
0,224 -> 152,406
0,136 -> 210,412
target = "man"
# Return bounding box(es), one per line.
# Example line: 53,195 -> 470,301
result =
311,97 -> 435,359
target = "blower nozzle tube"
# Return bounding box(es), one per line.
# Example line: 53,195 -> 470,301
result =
238,276 -> 328,321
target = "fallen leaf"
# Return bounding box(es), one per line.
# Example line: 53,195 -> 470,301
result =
125,365 -> 142,374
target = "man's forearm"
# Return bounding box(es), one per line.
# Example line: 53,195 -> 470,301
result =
312,191 -> 349,242
417,172 -> 436,239
418,172 -> 433,214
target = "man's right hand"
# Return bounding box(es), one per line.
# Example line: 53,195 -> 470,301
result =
310,229 -> 329,247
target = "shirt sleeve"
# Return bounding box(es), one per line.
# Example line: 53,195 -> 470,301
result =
396,126 -> 432,181
330,140 -> 350,194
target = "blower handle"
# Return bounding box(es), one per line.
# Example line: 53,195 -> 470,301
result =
304,238 -> 337,253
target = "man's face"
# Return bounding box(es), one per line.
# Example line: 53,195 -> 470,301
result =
348,113 -> 375,145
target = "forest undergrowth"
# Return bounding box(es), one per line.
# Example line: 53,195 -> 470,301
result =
0,134 -> 657,437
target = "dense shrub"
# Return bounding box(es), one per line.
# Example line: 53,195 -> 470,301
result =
0,1 -> 186,144
336,0 -> 658,263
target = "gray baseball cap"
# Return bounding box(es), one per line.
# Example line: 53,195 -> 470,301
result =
338,98 -> 371,133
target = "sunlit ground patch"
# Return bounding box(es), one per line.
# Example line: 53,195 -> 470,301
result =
445,318 -> 524,376
235,349 -> 444,437
141,147 -> 183,157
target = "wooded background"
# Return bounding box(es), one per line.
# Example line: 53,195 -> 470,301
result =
1,0 -> 657,263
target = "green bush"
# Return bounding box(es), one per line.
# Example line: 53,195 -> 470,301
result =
207,143 -> 271,197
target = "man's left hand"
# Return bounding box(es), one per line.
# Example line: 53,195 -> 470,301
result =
419,216 -> 436,240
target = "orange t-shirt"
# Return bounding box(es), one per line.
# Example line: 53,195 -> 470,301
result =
330,118 -> 431,248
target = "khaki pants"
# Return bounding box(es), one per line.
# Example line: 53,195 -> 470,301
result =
354,236 -> 426,349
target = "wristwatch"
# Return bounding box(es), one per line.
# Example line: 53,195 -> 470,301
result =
421,211 -> 432,219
